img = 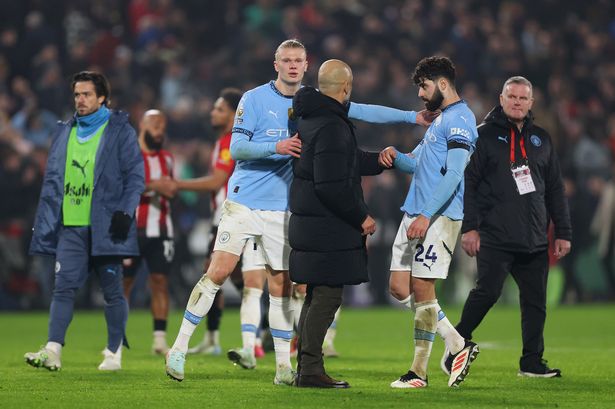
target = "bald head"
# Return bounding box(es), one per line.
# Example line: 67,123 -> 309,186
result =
318,59 -> 353,103
140,109 -> 167,151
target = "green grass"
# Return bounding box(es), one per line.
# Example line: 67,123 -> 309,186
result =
1,305 -> 614,408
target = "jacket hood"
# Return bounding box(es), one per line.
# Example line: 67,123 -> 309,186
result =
482,105 -> 534,130
293,86 -> 350,121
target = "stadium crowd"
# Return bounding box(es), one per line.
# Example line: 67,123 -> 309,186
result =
1,0 -> 615,309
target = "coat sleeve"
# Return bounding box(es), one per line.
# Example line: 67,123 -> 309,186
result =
461,131 -> 487,233
118,124 -> 145,216
357,150 -> 384,176
544,131 -> 572,241
313,122 -> 368,228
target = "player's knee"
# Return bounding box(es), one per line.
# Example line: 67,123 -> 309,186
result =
149,273 -> 168,291
389,281 -> 409,301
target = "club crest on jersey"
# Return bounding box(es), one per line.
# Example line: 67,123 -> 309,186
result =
218,231 -> 231,244
530,135 -> 542,147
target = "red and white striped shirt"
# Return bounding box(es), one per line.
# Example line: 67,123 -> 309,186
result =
211,132 -> 235,225
136,149 -> 174,238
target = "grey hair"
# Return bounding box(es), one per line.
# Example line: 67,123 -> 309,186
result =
502,76 -> 533,96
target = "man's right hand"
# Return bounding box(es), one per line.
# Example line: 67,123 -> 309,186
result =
361,215 -> 377,236
150,178 -> 178,198
276,133 -> 302,158
416,109 -> 440,127
461,230 -> 480,257
378,146 -> 397,168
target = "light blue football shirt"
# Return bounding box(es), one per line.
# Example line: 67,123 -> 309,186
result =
229,82 -> 419,211
401,100 -> 478,220
228,81 -> 296,211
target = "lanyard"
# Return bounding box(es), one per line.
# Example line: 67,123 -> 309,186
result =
509,128 -> 527,164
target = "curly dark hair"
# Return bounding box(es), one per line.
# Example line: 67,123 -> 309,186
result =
220,87 -> 243,111
412,56 -> 456,87
71,71 -> 111,106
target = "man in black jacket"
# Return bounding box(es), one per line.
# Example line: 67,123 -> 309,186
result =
289,59 -> 381,388
454,76 -> 572,377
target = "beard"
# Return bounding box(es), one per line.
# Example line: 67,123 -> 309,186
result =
423,87 -> 444,111
144,131 -> 164,151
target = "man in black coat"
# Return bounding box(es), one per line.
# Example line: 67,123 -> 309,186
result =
289,59 -> 382,388
454,76 -> 572,377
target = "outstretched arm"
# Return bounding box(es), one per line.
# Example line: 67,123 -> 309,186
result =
348,102 -> 438,126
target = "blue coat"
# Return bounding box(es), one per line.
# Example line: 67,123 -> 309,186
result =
29,110 -> 145,257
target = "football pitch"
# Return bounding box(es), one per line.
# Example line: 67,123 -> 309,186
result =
1,305 -> 614,408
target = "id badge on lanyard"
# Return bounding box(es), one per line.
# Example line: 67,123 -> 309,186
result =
510,128 -> 536,195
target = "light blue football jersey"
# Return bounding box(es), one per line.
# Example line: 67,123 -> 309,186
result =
228,81 -> 297,211
401,100 -> 478,220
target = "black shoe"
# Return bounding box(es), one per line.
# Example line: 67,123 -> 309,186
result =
296,373 -> 350,388
519,360 -> 562,378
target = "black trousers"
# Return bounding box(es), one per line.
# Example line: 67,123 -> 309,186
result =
297,284 -> 343,376
456,246 -> 548,369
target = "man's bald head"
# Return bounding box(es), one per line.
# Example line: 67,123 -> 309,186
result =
318,59 -> 353,103
140,109 -> 167,151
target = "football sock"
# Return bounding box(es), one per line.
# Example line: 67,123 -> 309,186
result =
240,287 -> 263,355
410,300 -> 438,380
435,302 -> 465,354
269,295 -> 293,368
172,275 -> 220,353
291,290 -> 305,330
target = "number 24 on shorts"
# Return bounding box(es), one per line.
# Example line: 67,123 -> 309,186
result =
414,244 -> 437,262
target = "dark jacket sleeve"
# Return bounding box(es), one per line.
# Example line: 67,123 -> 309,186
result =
543,131 -> 572,241
357,150 -> 384,176
313,122 -> 368,228
461,131 -> 486,233
118,124 -> 145,216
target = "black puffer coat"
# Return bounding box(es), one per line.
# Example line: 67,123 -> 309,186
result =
462,105 -> 572,252
289,87 -> 383,286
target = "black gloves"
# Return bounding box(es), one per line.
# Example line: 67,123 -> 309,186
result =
110,211 -> 132,240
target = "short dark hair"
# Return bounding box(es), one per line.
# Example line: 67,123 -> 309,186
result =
219,87 -> 242,111
71,71 -> 111,106
412,56 -> 456,87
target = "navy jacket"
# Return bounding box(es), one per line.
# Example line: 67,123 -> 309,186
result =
29,110 -> 145,256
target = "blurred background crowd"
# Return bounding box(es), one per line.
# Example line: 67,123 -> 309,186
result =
1,0 -> 615,310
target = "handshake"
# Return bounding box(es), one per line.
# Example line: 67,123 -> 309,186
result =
148,177 -> 179,199
378,146 -> 398,169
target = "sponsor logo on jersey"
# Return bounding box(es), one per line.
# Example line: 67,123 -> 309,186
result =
266,128 -> 291,138
450,127 -> 470,139
498,135 -> 508,143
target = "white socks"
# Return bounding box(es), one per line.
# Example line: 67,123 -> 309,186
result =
398,295 -> 465,355
269,295 -> 293,369
435,303 -> 465,354
410,300 -> 438,379
172,275 -> 220,353
240,287 -> 263,356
